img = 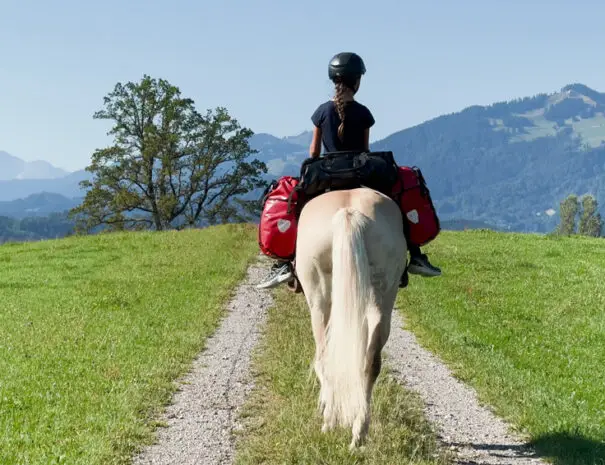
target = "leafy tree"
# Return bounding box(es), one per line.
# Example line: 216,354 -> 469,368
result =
555,193 -> 603,237
70,75 -> 267,232
557,194 -> 579,235
578,194 -> 603,237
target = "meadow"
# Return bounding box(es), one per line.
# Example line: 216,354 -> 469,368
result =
232,285 -> 450,465
396,230 -> 605,465
2,226 -> 604,465
0,225 -> 258,464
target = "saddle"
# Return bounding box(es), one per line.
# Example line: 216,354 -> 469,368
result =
257,150 -> 439,292
294,150 -> 400,201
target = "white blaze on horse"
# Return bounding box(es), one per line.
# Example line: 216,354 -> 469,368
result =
294,186 -> 406,449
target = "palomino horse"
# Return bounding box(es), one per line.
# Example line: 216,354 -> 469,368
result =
294,186 -> 406,449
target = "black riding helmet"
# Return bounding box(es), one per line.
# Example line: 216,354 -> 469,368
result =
328,52 -> 366,90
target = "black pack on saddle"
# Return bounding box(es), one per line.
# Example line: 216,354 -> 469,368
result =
295,150 -> 400,199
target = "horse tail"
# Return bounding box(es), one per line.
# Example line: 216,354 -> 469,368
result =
323,206 -> 372,428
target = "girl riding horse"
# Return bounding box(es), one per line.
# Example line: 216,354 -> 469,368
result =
257,52 -> 441,289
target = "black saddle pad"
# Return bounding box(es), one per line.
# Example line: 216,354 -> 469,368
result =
296,150 -> 399,198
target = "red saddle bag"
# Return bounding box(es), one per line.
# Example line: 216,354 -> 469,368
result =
391,166 -> 440,246
258,176 -> 300,260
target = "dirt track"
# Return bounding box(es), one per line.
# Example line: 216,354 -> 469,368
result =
386,311 -> 546,465
133,264 -> 272,465
132,260 -> 546,465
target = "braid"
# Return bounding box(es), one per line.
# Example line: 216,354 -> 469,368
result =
334,82 -> 347,142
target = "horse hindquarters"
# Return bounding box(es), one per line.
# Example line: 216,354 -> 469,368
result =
321,206 -> 373,448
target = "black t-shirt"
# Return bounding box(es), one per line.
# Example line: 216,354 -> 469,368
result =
311,100 -> 375,153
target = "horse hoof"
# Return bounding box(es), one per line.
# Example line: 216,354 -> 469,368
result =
321,422 -> 334,433
349,437 -> 366,451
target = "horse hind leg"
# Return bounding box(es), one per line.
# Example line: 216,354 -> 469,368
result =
347,304 -> 384,450
314,343 -> 332,423
316,333 -> 337,433
306,296 -> 333,427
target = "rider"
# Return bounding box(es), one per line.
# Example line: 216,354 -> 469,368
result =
256,52 -> 441,289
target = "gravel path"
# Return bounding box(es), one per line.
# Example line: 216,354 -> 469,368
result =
132,263 -> 272,465
131,259 -> 548,465
385,310 -> 547,465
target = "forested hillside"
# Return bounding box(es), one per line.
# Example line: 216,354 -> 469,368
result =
252,84 -> 605,233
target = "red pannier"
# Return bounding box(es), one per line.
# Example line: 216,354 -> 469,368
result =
391,166 -> 441,247
258,176 -> 300,260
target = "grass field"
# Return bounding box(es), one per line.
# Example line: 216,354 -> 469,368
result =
5,224 -> 605,465
397,230 -> 605,465
233,286 -> 450,465
0,224 -> 258,465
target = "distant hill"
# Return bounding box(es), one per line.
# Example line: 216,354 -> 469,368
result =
0,151 -> 69,180
282,131 -> 313,147
440,219 -> 502,232
4,83 -> 605,235
0,212 -> 75,244
250,84 -> 605,234
0,170 -> 91,202
371,83 -> 605,233
248,133 -> 309,177
0,192 -> 81,218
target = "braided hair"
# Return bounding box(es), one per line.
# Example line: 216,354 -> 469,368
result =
333,82 -> 348,142
328,53 -> 366,142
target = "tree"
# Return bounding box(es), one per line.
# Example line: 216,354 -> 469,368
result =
70,75 -> 267,232
578,194 -> 603,237
557,194 -> 579,235
555,193 -> 603,237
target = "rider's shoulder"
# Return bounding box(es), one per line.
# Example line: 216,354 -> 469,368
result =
350,100 -> 371,112
350,101 -> 375,125
314,100 -> 335,112
311,100 -> 336,125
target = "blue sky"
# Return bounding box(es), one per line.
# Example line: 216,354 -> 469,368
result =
1,0 -> 604,171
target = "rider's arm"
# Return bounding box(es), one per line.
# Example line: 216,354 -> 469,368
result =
363,106 -> 375,151
363,128 -> 370,151
310,126 -> 322,158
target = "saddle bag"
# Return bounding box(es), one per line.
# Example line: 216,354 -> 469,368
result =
258,176 -> 300,260
296,150 -> 400,199
391,166 -> 441,247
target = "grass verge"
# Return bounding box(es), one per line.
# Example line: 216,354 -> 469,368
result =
397,230 -> 605,465
0,224 -> 258,465
233,287 -> 450,465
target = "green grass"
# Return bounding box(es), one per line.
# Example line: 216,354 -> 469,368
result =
570,114 -> 605,147
0,224 -> 258,465
233,287 -> 450,465
509,114 -> 558,142
503,110 -> 605,147
397,230 -> 605,465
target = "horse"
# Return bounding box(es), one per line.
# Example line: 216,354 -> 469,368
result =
294,186 -> 407,449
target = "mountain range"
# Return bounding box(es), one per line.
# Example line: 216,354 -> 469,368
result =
0,192 -> 81,218
0,151 -> 70,180
2,82 -> 605,234
250,83 -> 605,233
